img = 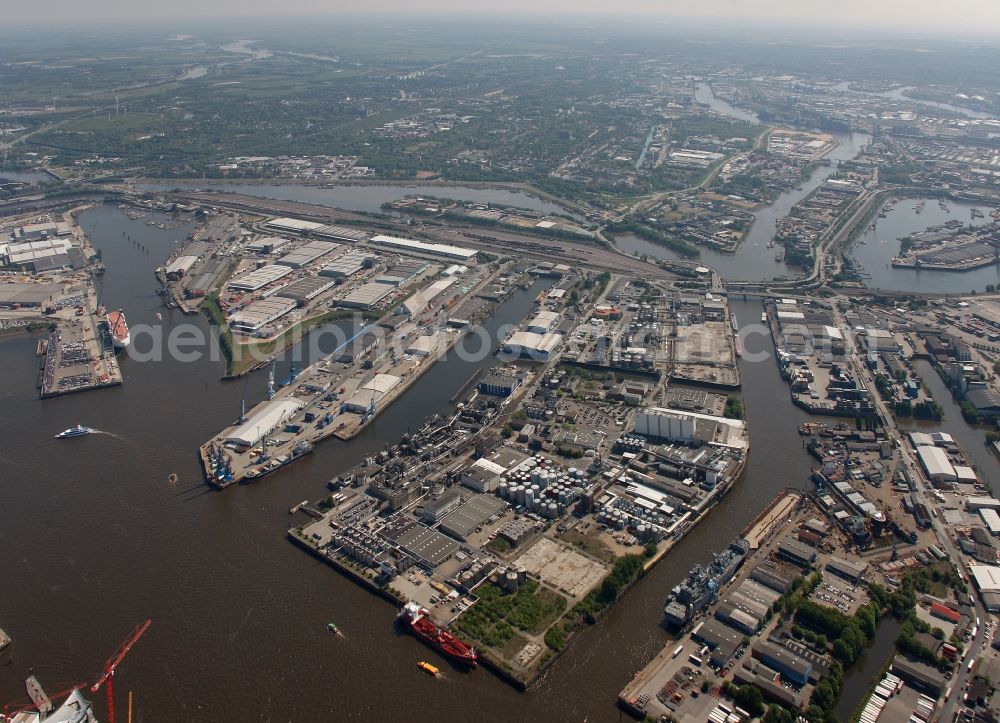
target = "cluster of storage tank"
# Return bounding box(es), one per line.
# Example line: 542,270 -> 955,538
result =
596,497 -> 667,542
614,435 -> 646,454
495,457 -> 587,519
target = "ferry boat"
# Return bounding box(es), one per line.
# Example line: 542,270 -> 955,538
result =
399,602 -> 478,666
106,309 -> 130,350
55,424 -> 93,438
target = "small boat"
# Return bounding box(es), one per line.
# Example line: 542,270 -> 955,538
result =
168,473 -> 178,484
155,312 -> 163,321
760,312 -> 767,323
417,661 -> 439,677
56,424 -> 93,439
327,622 -> 339,634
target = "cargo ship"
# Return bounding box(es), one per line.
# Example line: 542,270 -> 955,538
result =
240,440 -> 314,483
399,602 -> 478,666
663,538 -> 750,628
106,309 -> 130,350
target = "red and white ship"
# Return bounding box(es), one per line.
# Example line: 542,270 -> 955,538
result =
398,602 -> 478,666
106,310 -> 130,350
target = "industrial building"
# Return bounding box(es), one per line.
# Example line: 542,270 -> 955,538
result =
313,224 -> 369,243
890,656 -> 945,696
825,556 -> 868,583
526,310 -> 559,334
338,282 -> 395,310
479,373 -> 520,397
2,237 -> 74,269
0,282 -> 62,308
320,251 -> 375,280
777,539 -> 817,567
264,217 -> 326,235
11,221 -> 72,241
381,519 -> 458,569
276,276 -> 336,305
405,334 -> 441,357
228,297 -> 297,334
276,241 -> 339,269
245,236 -> 290,254
439,494 -> 507,541
461,458 -> 507,493
751,641 -> 812,686
228,264 -> 292,291
342,373 -> 401,413
970,565 -> 1000,611
417,490 -> 462,523
967,496 -> 1000,512
335,330 -> 382,364
503,330 -> 562,360
916,445 -> 957,483
370,234 -> 477,262
981,509 -> 1000,536
165,255 -> 198,279
399,276 -> 457,317
225,399 -> 304,447
692,618 -> 745,668
376,259 -> 428,286
633,408 -> 748,450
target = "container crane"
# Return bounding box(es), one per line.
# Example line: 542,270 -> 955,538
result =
91,619 -> 150,723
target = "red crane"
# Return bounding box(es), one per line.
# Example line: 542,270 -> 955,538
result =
91,619 -> 151,723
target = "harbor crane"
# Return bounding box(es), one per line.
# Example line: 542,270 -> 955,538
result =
91,619 -> 151,723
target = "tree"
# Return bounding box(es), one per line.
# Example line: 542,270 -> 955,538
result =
732,685 -> 765,717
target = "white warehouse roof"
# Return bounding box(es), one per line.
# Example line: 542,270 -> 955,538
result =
916,445 -> 956,481
225,399 -> 303,447
228,264 -> 292,291
370,234 -> 477,261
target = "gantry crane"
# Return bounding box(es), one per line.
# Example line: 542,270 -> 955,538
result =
91,619 -> 151,723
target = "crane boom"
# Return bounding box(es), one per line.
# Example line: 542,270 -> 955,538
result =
91,619 -> 150,723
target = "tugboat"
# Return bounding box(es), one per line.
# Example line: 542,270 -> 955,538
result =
56,424 -> 93,438
417,661 -> 440,677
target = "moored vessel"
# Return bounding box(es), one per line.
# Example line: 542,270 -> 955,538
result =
399,602 -> 478,666
106,310 -> 130,350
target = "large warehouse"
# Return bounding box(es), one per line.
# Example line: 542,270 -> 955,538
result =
338,281 -> 395,310
276,241 -> 339,269
503,330 -> 562,360
228,297 -> 297,334
916,445 -> 957,483
276,276 -> 336,305
225,399 -> 303,447
228,264 -> 292,291
264,217 -> 325,235
343,374 -> 401,413
320,251 -> 374,280
370,234 -> 477,262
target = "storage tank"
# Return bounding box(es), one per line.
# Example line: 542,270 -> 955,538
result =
525,489 -> 535,511
547,502 -> 558,519
498,482 -> 509,499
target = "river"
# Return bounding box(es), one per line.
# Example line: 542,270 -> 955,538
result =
0,206 -> 831,721
0,169 -> 53,184
848,197 -> 999,293
138,180 -> 575,218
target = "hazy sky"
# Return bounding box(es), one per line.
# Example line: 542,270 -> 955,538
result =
8,0 -> 1000,33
